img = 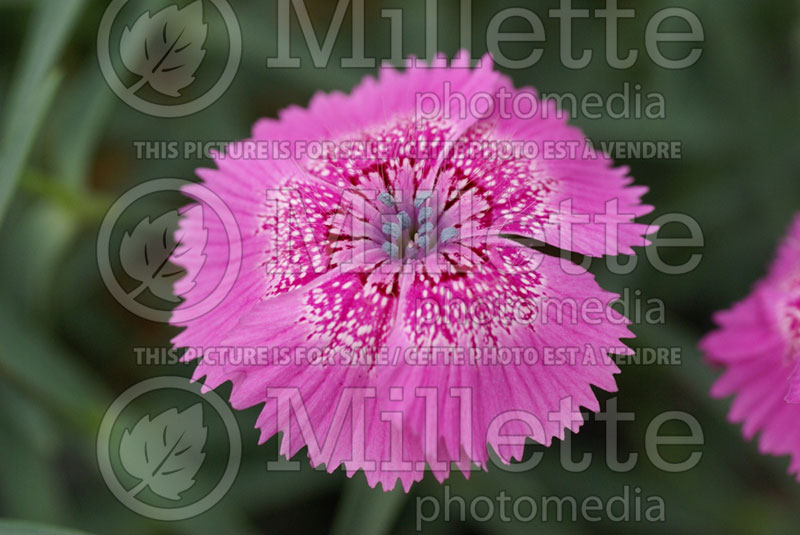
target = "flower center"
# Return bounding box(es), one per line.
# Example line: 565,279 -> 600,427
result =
377,190 -> 458,262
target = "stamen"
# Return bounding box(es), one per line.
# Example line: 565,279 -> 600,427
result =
382,222 -> 402,238
378,192 -> 396,207
413,191 -> 432,208
418,222 -> 434,234
382,241 -> 399,258
440,227 -> 459,243
418,206 -> 433,223
397,211 -> 411,229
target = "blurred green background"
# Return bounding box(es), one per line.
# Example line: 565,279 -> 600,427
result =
1,0 -> 799,533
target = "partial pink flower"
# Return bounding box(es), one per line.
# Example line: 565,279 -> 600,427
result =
171,53 -> 654,491
701,213 -> 800,478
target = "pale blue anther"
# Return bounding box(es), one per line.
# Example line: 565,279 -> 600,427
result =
382,241 -> 399,257
378,192 -> 396,207
415,234 -> 428,249
417,206 -> 433,223
440,226 -> 459,243
382,222 -> 401,238
413,191 -> 432,208
397,211 -> 411,229
418,222 -> 434,234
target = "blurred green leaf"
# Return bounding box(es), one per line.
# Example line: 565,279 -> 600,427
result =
19,170 -> 111,222
331,476 -> 406,535
46,68 -> 114,189
0,0 -> 85,226
0,520 -> 91,535
0,71 -> 61,226
0,436 -> 66,525
0,298 -> 109,434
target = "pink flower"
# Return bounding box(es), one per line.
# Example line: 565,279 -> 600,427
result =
171,53 -> 654,491
701,214 -> 800,479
